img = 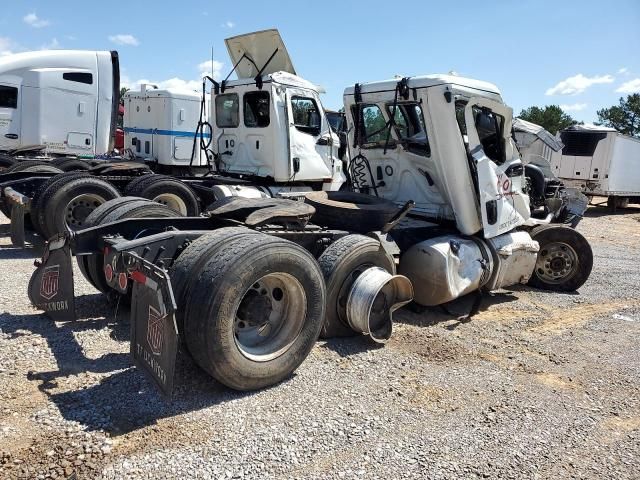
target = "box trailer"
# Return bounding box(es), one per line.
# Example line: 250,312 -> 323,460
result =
550,124 -> 640,208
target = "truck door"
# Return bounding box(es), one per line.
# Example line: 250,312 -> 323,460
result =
286,89 -> 333,181
462,97 -> 530,238
0,83 -> 21,150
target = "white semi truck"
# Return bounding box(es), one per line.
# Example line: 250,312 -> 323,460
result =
17,31 -> 593,397
0,50 -> 119,161
550,124 -> 640,209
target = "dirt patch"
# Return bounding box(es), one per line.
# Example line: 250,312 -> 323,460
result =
534,372 -> 580,391
529,300 -> 640,334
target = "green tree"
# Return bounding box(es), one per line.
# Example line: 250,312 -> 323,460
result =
119,87 -> 130,105
596,94 -> 640,137
518,105 -> 578,134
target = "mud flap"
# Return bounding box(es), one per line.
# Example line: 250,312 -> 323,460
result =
128,254 -> 179,397
10,202 -> 25,248
28,234 -> 76,322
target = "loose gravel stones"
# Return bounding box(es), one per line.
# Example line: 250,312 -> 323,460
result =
1,205 -> 639,479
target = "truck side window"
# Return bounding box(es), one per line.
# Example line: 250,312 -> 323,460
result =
291,96 -> 321,136
473,107 -> 505,164
0,85 -> 18,109
63,72 -> 93,84
455,101 -> 505,165
215,94 -> 239,128
244,91 -> 270,128
387,103 -> 430,156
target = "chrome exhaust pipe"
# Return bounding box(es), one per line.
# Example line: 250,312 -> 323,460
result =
346,267 -> 413,343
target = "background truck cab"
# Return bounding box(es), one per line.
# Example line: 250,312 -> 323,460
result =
211,30 -> 344,190
0,50 -> 119,156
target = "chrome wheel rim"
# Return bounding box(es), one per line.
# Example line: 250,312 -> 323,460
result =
234,273 -> 306,362
66,193 -> 106,229
152,193 -> 187,215
536,241 -> 579,284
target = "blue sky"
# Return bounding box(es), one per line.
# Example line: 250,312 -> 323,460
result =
2,0 -> 639,122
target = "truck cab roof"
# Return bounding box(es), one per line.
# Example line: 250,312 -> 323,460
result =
343,74 -> 502,97
221,71 -> 321,93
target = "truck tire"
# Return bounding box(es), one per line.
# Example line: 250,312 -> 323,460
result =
0,154 -> 15,171
528,225 -> 593,292
39,177 -> 121,239
317,234 -> 396,338
169,227 -> 259,334
122,173 -> 155,193
76,197 -> 150,291
30,172 -> 91,235
607,196 -> 629,210
305,191 -> 398,233
51,158 -> 92,171
4,160 -> 63,174
185,233 -> 326,391
124,174 -> 200,216
84,199 -> 180,294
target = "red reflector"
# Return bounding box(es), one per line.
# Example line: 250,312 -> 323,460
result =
104,264 -> 113,282
118,273 -> 128,290
130,270 -> 146,285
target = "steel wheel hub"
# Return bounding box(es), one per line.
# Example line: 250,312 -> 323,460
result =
234,272 -> 306,362
536,241 -> 579,283
152,193 -> 187,215
66,194 -> 106,229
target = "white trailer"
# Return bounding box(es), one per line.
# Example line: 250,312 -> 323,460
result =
123,84 -> 210,170
0,50 -> 119,157
550,124 -> 640,208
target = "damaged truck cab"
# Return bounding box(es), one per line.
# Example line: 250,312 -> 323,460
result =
343,75 -> 591,306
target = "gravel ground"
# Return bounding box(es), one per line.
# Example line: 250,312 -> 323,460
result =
0,202 -> 639,479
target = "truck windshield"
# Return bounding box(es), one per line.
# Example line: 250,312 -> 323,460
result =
215,93 -> 239,128
387,103 -> 430,156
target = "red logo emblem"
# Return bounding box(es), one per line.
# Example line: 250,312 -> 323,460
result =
147,305 -> 165,356
40,265 -> 60,300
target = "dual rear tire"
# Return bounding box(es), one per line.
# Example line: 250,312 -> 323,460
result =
171,229 -> 326,391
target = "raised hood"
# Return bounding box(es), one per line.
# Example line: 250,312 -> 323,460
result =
225,29 -> 295,79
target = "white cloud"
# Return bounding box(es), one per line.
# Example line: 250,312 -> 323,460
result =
0,37 -> 17,56
197,59 -> 224,79
618,67 -> 628,74
560,103 -> 588,112
121,59 -> 224,93
222,21 -> 235,28
41,38 -> 61,50
616,78 -> 640,94
108,34 -> 140,46
23,12 -> 50,28
545,74 -> 615,96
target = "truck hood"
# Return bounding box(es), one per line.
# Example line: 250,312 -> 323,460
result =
225,29 -> 295,79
